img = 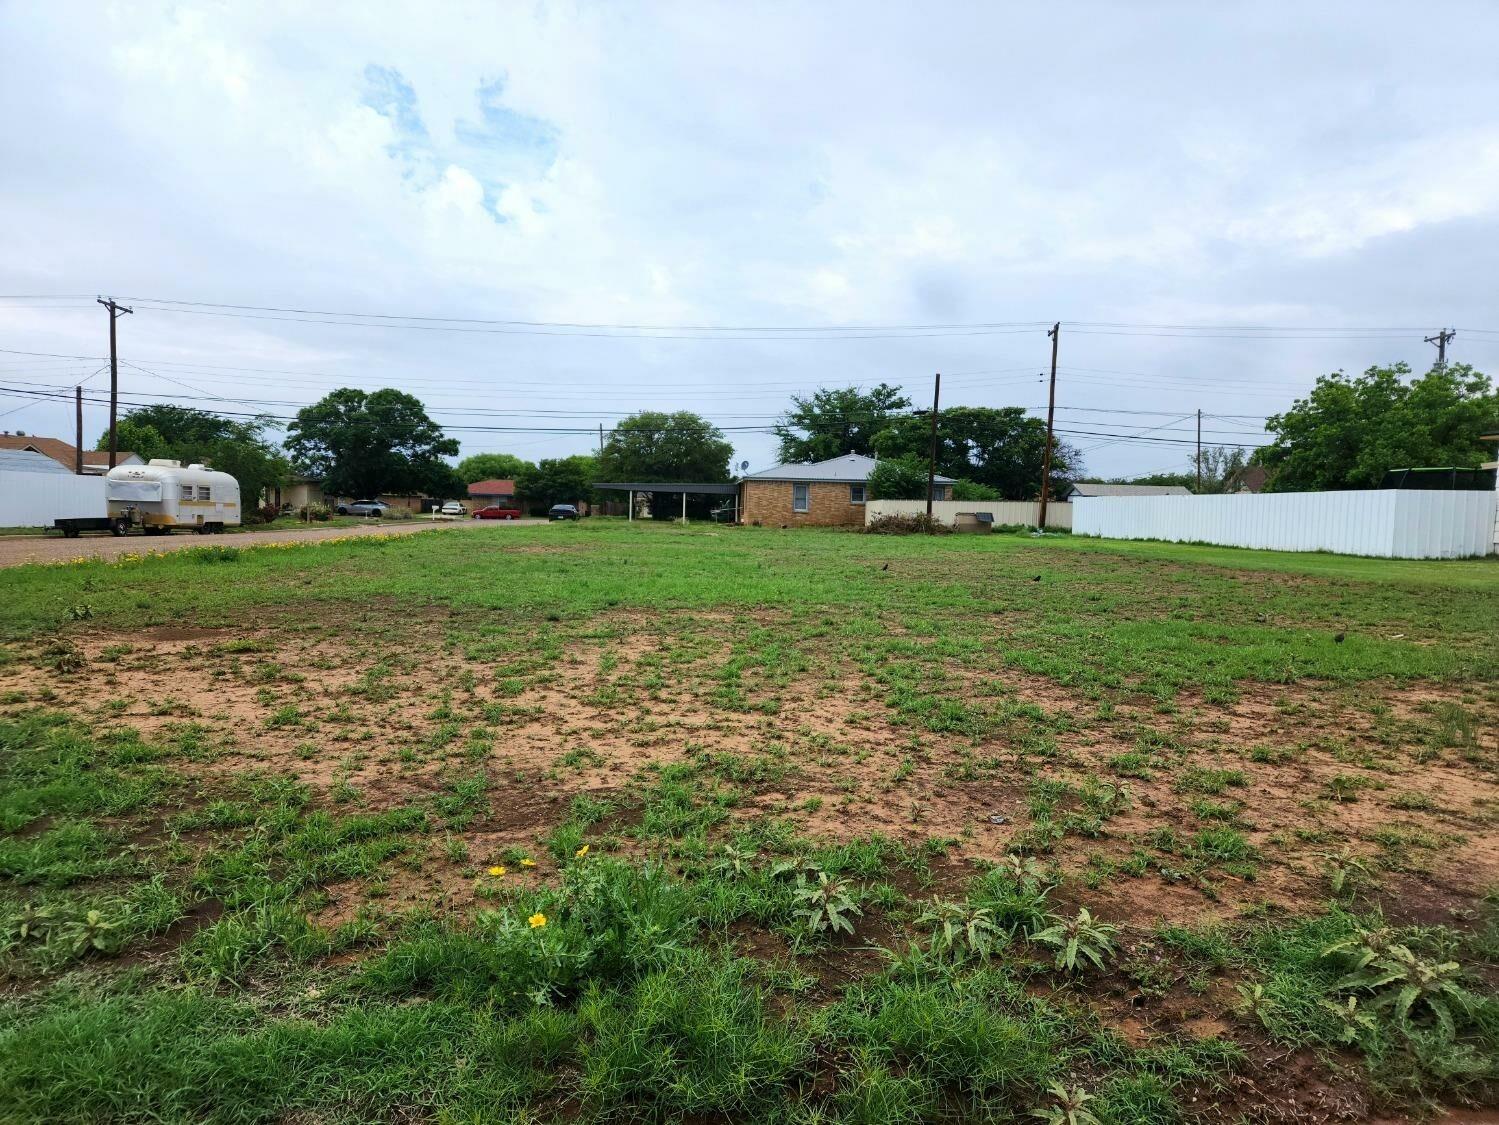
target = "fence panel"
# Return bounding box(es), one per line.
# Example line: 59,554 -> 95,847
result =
1072,490 -> 1496,559
0,471 -> 106,527
864,499 -> 1071,529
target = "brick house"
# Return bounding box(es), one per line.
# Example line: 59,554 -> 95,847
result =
739,454 -> 954,527
467,478 -> 518,509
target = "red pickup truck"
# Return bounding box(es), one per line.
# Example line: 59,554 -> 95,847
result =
472,505 -> 523,520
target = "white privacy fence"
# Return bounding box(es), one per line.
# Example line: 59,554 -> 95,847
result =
1073,489 -> 1497,559
0,471 -> 106,527
865,499 -> 1072,530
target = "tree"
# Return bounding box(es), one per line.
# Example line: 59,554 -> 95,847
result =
1260,363 -> 1498,492
285,388 -> 459,499
872,406 -> 1080,500
1191,446 -> 1249,494
774,384 -> 912,463
99,404 -> 289,512
599,411 -> 733,481
517,455 -> 596,512
866,456 -> 931,500
950,479 -> 1001,501
456,452 -> 534,484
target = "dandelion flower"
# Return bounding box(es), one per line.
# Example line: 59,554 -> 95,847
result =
574,845 -> 589,858
528,912 -> 547,928
487,865 -> 506,876
520,858 -> 536,868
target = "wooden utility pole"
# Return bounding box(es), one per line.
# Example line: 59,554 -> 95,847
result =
74,386 -> 84,474
925,372 -> 941,518
1424,328 -> 1455,370
1196,409 -> 1202,493
1037,323 -> 1060,529
97,297 -> 133,468
598,423 -> 604,457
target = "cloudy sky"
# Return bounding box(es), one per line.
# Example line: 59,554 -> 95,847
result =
2,1 -> 1498,480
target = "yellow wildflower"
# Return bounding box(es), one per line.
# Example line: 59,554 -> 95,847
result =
520,858 -> 536,868
528,913 -> 547,929
574,845 -> 589,858
487,865 -> 506,876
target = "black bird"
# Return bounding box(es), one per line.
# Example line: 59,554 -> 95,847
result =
1334,631 -> 1346,644
1032,575 -> 1042,582
881,563 -> 889,571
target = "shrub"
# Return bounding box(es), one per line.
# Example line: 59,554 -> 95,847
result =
299,503 -> 332,522
866,456 -> 932,500
950,478 -> 1001,501
863,514 -> 950,536
252,503 -> 281,525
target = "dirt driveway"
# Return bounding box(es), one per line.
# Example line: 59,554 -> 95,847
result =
0,518 -> 545,568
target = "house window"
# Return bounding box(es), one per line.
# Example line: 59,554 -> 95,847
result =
197,486 -> 212,501
792,483 -> 810,513
849,483 -> 866,505
180,484 -> 194,500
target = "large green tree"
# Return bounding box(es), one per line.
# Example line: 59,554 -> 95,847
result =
284,388 -> 459,499
517,455 -> 597,512
773,384 -> 912,463
598,412 -> 732,482
1260,363 -> 1498,491
99,405 -> 289,512
456,452 -> 534,484
872,405 -> 1080,500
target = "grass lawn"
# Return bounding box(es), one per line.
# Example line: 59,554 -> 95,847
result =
1,522 -> 1496,1123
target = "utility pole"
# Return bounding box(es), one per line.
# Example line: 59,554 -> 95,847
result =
598,423 -> 604,457
1196,409 -> 1202,493
97,297 -> 133,469
925,372 -> 941,519
74,386 -> 84,474
1037,322 -> 1060,529
1424,328 -> 1455,370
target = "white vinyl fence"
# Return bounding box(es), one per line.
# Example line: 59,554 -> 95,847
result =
865,499 -> 1072,530
1073,489 -> 1496,559
0,470 -> 106,527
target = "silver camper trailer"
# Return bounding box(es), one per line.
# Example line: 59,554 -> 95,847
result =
104,460 -> 242,535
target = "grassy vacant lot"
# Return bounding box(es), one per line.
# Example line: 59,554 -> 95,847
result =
1,523 -> 1496,1124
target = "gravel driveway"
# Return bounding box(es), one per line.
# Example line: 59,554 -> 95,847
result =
0,518 -> 545,568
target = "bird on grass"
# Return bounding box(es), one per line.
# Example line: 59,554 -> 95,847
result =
881,562 -> 889,571
1334,631 -> 1346,644
1032,575 -> 1042,582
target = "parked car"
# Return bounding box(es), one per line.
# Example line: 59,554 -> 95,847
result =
439,501 -> 465,516
548,504 -> 580,521
337,500 -> 388,517
472,505 -> 523,520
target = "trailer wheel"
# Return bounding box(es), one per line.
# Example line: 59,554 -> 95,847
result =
110,520 -> 128,537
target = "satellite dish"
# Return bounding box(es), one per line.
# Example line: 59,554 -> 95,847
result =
739,460 -> 749,471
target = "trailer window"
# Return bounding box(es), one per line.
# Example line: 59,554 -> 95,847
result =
198,486 -> 212,501
180,485 -> 194,500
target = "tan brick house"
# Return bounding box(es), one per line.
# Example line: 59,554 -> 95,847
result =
739,453 -> 954,527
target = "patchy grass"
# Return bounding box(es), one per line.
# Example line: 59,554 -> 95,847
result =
0,523 -> 1496,1122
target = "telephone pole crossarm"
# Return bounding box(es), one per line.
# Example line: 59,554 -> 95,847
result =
97,297 -> 134,470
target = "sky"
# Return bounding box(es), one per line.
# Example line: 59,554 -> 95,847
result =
2,1 -> 1498,482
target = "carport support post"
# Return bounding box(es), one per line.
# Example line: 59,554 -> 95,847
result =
681,491 -> 687,524
628,490 -> 633,522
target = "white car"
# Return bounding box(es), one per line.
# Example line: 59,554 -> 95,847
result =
439,501 -> 466,516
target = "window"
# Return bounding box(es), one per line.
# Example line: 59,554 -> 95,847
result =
180,484 -> 194,500
197,486 -> 212,501
792,482 -> 810,512
849,483 -> 866,505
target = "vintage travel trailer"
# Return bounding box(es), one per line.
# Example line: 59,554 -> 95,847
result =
104,459 -> 241,534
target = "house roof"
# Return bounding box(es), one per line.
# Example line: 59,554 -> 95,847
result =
1227,465 -> 1270,493
1068,482 -> 1193,497
467,478 -> 517,496
0,435 -> 140,471
743,453 -> 955,484
0,447 -> 71,474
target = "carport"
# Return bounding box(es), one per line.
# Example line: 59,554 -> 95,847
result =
592,481 -> 739,523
